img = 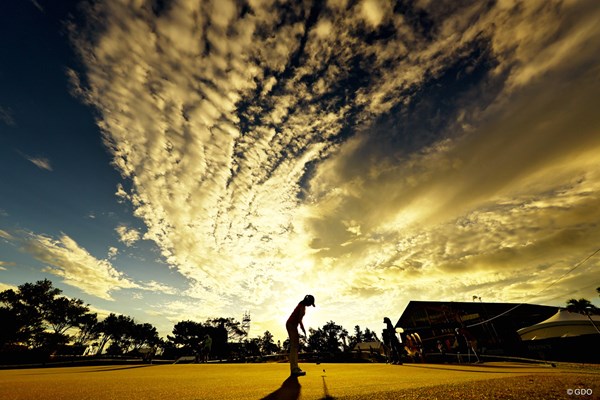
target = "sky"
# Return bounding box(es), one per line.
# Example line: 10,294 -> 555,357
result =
1,0 -> 599,343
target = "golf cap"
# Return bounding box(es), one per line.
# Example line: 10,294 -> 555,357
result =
304,294 -> 316,307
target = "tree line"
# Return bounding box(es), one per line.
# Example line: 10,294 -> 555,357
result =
4,279 -> 597,363
0,279 -> 382,361
0,279 -> 162,357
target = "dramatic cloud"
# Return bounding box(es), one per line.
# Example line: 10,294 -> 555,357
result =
69,0 -> 600,337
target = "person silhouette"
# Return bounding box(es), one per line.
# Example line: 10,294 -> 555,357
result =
286,295 -> 315,376
201,334 -> 212,363
383,317 -> 403,365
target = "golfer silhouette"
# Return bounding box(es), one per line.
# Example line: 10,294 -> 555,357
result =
286,295 -> 315,376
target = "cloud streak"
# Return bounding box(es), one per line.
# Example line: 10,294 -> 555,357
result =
69,0 -> 600,337
21,153 -> 53,171
22,233 -> 140,300
0,106 -> 16,126
13,231 -> 178,301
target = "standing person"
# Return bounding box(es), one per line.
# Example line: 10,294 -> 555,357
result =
383,317 -> 403,365
437,340 -> 447,363
286,294 -> 315,376
459,328 -> 480,363
453,327 -> 480,363
453,328 -> 465,363
202,334 -> 212,363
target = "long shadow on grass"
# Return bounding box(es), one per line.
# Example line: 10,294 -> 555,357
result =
260,375 -> 301,400
83,365 -> 156,373
20,364 -> 156,376
260,375 -> 337,400
402,364 -> 536,374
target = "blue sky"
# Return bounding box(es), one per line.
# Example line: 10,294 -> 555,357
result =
1,0 -> 186,332
1,0 -> 600,342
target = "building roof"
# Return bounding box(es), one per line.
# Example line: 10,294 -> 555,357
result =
517,309 -> 600,340
396,300 -> 557,332
353,341 -> 384,351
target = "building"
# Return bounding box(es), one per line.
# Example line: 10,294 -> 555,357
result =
395,301 -> 557,358
517,309 -> 600,362
353,340 -> 386,362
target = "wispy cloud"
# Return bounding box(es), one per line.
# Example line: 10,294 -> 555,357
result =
23,233 -> 140,300
141,280 -> 178,295
69,0 -> 600,335
115,225 -> 141,247
107,246 -> 118,259
18,231 -> 181,301
20,153 -> 53,171
30,0 -> 44,13
0,229 -> 15,241
29,157 -> 53,171
0,261 -> 16,269
0,106 -> 16,126
0,282 -> 18,292
87,304 -> 118,321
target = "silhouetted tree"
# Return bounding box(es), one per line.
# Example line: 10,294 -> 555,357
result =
363,327 -> 379,342
168,319 -> 228,360
0,280 -> 55,347
306,327 -> 326,353
346,325 -> 363,350
306,321 -> 346,354
282,338 -> 290,351
46,296 -> 90,336
244,337 -> 261,357
322,321 -> 344,353
0,290 -> 41,347
566,298 -> 600,334
205,317 -> 246,342
0,279 -> 93,350
0,307 -> 22,348
97,313 -> 136,355
130,323 -> 160,351
259,331 -> 279,355
340,328 -> 349,352
73,313 -> 100,347
168,320 -> 205,354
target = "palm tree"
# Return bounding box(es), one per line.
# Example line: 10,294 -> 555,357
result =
340,328 -> 349,352
565,298 -> 600,334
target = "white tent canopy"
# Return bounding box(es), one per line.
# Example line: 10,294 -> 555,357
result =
518,309 -> 600,340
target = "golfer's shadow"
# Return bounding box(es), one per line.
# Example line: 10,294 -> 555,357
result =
260,375 -> 300,400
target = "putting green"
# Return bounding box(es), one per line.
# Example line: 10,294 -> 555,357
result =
0,362 -> 596,399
